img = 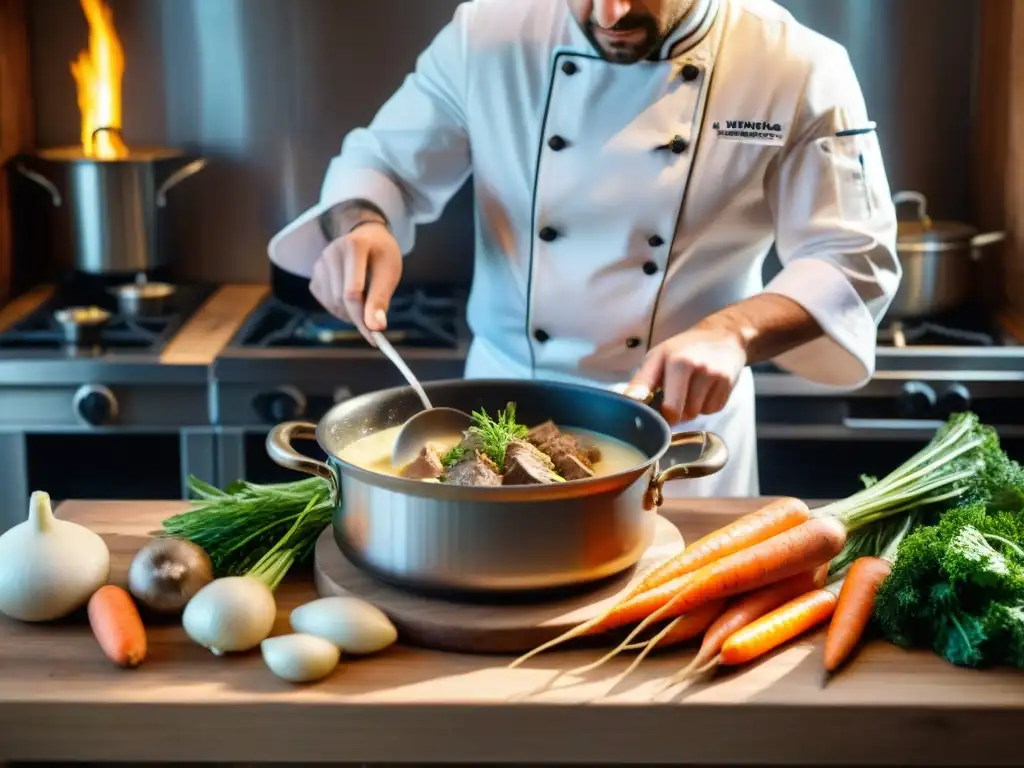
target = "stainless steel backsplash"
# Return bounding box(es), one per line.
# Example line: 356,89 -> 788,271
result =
26,0 -> 978,286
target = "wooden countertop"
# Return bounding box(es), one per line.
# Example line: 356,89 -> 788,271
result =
0,499 -> 1021,765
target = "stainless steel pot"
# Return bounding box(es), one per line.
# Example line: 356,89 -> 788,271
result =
14,132 -> 207,275
110,277 -> 178,318
888,190 -> 1006,319
266,379 -> 728,595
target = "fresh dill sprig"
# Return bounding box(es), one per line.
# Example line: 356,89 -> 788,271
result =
467,402 -> 528,470
440,444 -> 468,469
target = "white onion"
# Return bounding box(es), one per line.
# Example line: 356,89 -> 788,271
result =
290,596 -> 398,655
182,576 -> 277,655
0,491 -> 110,622
261,633 -> 341,683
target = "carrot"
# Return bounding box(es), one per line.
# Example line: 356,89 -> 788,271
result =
658,565 -> 829,692
584,599 -> 727,674
509,501 -> 823,671
718,584 -> 841,667
88,585 -> 147,668
511,515 -> 845,672
624,497 -> 811,602
623,597 -> 734,651
823,556 -> 892,673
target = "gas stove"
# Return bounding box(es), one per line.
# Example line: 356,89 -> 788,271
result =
213,284 -> 470,428
0,277 -> 217,359
234,286 -> 467,350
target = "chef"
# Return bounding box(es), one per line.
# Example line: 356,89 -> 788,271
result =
268,0 -> 901,497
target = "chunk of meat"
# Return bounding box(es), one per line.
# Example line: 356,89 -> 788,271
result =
400,443 -> 445,480
527,421 -> 562,447
527,420 -> 603,480
556,454 -> 595,481
506,439 -> 555,469
442,450 -> 503,487
503,440 -> 563,485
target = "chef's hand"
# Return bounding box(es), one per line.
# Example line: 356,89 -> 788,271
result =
309,221 -> 402,342
624,327 -> 748,425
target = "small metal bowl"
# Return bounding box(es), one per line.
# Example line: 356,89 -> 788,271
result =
54,306 -> 112,347
112,281 -> 177,318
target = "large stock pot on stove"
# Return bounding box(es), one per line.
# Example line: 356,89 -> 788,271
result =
14,129 -> 206,275
266,379 -> 727,595
888,190 -> 1006,320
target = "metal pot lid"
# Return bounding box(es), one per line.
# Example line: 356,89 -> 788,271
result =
893,190 -> 977,246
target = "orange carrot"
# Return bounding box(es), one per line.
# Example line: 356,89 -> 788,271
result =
88,585 -> 147,668
623,597 -> 732,651
719,585 -> 840,667
659,566 -> 829,690
510,515 -> 846,669
823,556 -> 892,673
624,497 -> 811,601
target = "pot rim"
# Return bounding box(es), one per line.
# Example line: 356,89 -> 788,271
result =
317,378 -> 673,501
33,146 -> 191,164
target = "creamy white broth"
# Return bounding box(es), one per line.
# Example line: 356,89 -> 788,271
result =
337,423 -> 647,480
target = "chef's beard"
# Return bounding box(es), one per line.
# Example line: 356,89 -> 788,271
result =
582,13 -> 663,63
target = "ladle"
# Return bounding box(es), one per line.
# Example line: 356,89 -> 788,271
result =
369,331 -> 473,468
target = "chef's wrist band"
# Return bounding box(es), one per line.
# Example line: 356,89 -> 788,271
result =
319,199 -> 389,240
348,218 -> 388,234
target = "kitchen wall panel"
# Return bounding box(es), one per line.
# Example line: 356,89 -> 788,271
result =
972,0 -> 1024,320
0,0 -> 33,304
25,0 -> 979,289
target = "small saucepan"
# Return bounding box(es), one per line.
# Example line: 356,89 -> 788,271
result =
110,279 -> 177,318
54,306 -> 112,347
888,190 -> 1006,320
266,378 -> 728,596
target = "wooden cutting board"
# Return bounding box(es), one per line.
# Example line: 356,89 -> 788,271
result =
313,515 -> 683,654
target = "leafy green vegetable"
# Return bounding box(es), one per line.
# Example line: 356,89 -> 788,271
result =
161,475 -> 334,586
873,490 -> 1024,669
826,412 -> 1020,575
465,402 -> 528,471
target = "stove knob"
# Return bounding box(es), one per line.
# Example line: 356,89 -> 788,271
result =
897,381 -> 936,419
253,386 -> 307,424
73,385 -> 119,427
939,383 -> 972,418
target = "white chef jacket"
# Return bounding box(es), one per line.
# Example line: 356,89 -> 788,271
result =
268,0 -> 901,498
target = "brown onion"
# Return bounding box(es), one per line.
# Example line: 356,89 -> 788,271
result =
127,538 -> 214,614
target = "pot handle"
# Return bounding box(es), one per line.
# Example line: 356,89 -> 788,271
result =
970,231 -> 1006,249
644,431 -> 729,509
156,158 -> 208,207
266,421 -> 339,504
14,163 -> 62,207
892,190 -> 930,224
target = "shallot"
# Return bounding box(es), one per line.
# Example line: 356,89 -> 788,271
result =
128,537 -> 213,614
261,633 -> 341,683
289,596 -> 398,655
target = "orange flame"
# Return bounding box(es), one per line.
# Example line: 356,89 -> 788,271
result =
70,0 -> 128,159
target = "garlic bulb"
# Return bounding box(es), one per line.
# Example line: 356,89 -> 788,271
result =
290,596 -> 398,655
182,576 -> 277,656
261,633 -> 341,683
0,491 -> 110,622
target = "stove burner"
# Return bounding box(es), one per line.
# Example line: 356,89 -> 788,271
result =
0,282 -> 217,354
239,287 -> 467,349
879,321 -> 996,348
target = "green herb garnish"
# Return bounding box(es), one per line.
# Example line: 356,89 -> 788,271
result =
440,444 -> 468,469
161,475 -> 334,585
467,402 -> 528,471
